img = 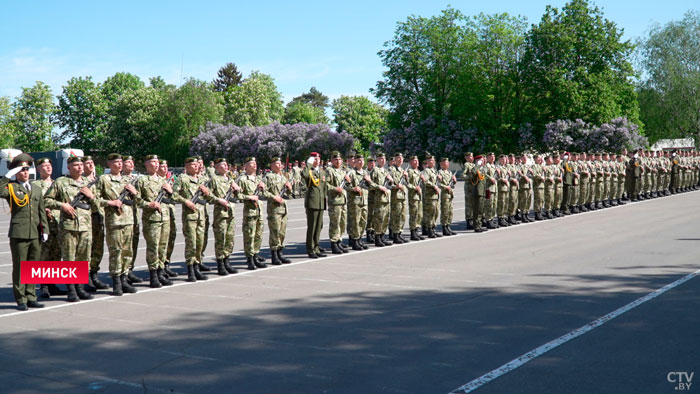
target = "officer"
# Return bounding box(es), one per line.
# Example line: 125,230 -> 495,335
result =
326,151 -> 350,254
263,157 -> 293,264
670,150 -> 681,193
33,157 -> 68,298
437,157 -> 457,235
469,155 -> 488,233
44,156 -> 96,302
301,152 -> 328,258
1,154 -> 49,310
208,158 -> 241,274
346,153 -> 371,250
388,152 -> 409,243
83,156 -> 109,291
370,153 -> 393,246
238,157 -> 268,269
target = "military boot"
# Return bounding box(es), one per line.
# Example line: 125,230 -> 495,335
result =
120,274 -> 137,293
194,264 -> 209,280
90,270 -> 109,291
359,238 -> 369,250
164,262 -> 178,278
393,232 -> 404,244
410,229 -> 420,241
375,234 -> 386,246
111,276 -> 123,296
149,269 -> 162,288
255,254 -> 266,263
617,198 -> 626,205
157,268 -> 173,286
271,250 -> 282,265
366,229 -> 374,243
66,284 -> 79,302
466,219 -> 474,230
278,248 -> 293,263
253,255 -> 267,268
499,217 -> 510,227
127,269 -> 143,284
338,240 -> 349,251
331,242 -> 343,254
223,257 -> 239,273
39,285 -> 51,299
75,284 -> 94,300
535,211 -> 544,221
186,265 -> 197,282
246,256 -> 257,270
48,284 -> 67,296
383,234 -> 394,245
350,238 -> 362,251
217,258 -> 229,275
400,231 -> 411,242
198,263 -> 212,272
486,220 -> 497,229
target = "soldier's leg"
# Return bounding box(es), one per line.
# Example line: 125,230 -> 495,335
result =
367,200 -> 375,233
121,225 -> 134,275
10,239 -> 32,304
312,209 -> 323,253
279,211 -> 288,248
243,215 -> 255,257
254,215 -> 264,255
130,217 -> 140,270
213,213 -> 227,260
90,212 -> 104,272
329,205 -> 340,242
464,186 -> 472,222
106,226 -> 124,277
268,212 -> 281,251
339,206 -> 347,242
201,209 -> 210,259
183,218 -> 198,265
143,221 -> 161,271
157,218 -> 169,269
441,197 -> 450,226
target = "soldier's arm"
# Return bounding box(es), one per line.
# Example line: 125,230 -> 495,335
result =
171,176 -> 188,203
262,175 -> 277,199
422,171 -> 436,188
0,177 -> 9,200
44,181 -> 64,210
95,176 -> 112,208
135,177 -> 150,208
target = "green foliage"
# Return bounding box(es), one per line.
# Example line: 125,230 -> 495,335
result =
332,95 -> 388,154
288,86 -> 329,110
11,81 -> 56,152
223,71 -> 284,126
101,72 -> 145,105
0,96 -> 15,148
283,101 -> 329,124
56,76 -> 107,150
637,11 -> 700,146
106,86 -> 165,157
213,62 -> 243,92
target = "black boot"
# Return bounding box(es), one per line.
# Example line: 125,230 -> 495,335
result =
253,255 -> 267,268
149,269 -> 162,288
194,264 -> 209,280
400,231 -> 411,242
359,237 -> 369,249
617,198 -> 625,205
366,229 -> 375,243
499,218 -> 509,227
39,285 -> 51,299
48,284 -> 67,296
383,233 -> 394,245
75,284 -> 94,299
466,219 -> 474,230
331,241 -> 343,254
198,263 -> 212,272
339,240 -> 349,251
121,274 -> 137,293
350,238 -> 361,251
127,269 -> 143,284
157,268 -> 173,286
216,258 -> 229,275
67,284 -> 79,302
278,248 -> 293,263
223,257 -> 239,273
187,265 -> 197,281
393,232 -> 404,244
427,227 -> 437,238
410,229 -> 420,241
442,225 -> 451,236
535,211 -> 543,221
375,234 -> 385,246
111,276 -> 123,296
164,262 -> 178,278
246,256 -> 257,270
433,227 -> 442,237
90,270 -> 109,290
271,250 -> 282,265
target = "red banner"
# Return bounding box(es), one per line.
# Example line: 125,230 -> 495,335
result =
20,261 -> 89,284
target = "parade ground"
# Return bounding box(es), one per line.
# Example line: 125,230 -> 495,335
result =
0,188 -> 698,394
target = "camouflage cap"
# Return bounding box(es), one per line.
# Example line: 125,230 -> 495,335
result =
107,153 -> 122,161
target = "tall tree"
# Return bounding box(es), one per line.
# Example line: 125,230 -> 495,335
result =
106,86 -> 165,156
637,11 -> 700,146
288,87 -> 329,110
101,72 -> 145,106
55,76 -> 107,150
0,97 -> 15,148
212,62 -> 243,92
11,81 -> 56,151
283,101 -> 329,124
332,95 -> 388,153
223,71 -> 284,126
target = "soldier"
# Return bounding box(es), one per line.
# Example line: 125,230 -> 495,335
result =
531,154 -> 546,220
507,154 -> 521,224
44,156 -> 96,302
346,153 -> 372,250
670,150 -> 681,193
345,154 -> 356,238
406,155 -> 424,241
326,151 -> 350,254
495,155 -> 511,227
237,157 -> 268,269
388,152 -> 409,243
463,152 -> 475,229
157,160 -> 178,277
94,154 -> 140,295
1,154 -> 49,310
561,152 -> 575,215
518,154 -> 533,223
208,158 -> 241,274
196,156 -> 213,272
543,154 -> 556,219
33,158 -> 68,299
437,157 -> 457,235
421,153 -> 442,237
615,153 -> 627,205
172,157 -> 211,281
365,157 -> 376,243
552,152 -> 564,217
483,152 -> 498,228
469,155 -> 488,233
120,155 -> 144,284
370,153 -> 393,246
626,151 -> 643,200
135,154 -> 174,288
301,152 -> 328,258
263,157 -> 294,264
82,156 -> 109,291
578,152 -> 591,212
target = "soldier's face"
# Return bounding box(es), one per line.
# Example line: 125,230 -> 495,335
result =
157,163 -> 168,176
377,157 -> 386,167
144,159 -> 159,174
395,156 -> 403,166
68,162 -> 83,178
410,158 -> 418,168
441,160 -> 450,169
185,162 -> 198,175
355,158 -> 365,169
245,161 -> 257,173
38,162 -> 52,178
109,159 -> 123,174
332,157 -> 342,168
124,160 -> 134,172
535,157 -> 542,164
487,155 -> 494,164
216,162 -> 229,175
271,161 -> 282,173
546,157 -> 553,165
367,161 -> 375,170
16,167 -> 30,182
84,160 -> 95,174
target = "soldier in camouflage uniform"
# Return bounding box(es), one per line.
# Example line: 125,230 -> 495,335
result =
507,154 -> 521,224
388,153 -> 409,243
543,154 -> 556,219
196,157 -> 213,272
120,155 -> 144,284
469,155 -> 488,233
560,152 -> 575,214
578,152 -> 591,212
238,157 -> 267,269
406,155 -> 424,241
437,157 -> 457,235
156,160 -> 178,277
483,153 -> 497,228
82,156 -> 109,292
172,157 -> 211,281
94,154 -> 140,296
208,158 -> 241,275
135,154 -> 174,288
326,151 -> 350,254
552,153 -> 564,217
264,157 -> 293,264
44,156 -> 96,302
365,157 -> 376,243
421,153 -> 442,238
531,154 -> 546,220
463,152 -> 475,229
517,154 -> 533,223
370,153 -> 393,246
346,154 -> 372,250
33,158 -> 68,298
495,155 -> 511,228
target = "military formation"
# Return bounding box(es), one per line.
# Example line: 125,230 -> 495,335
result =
1,148 -> 699,310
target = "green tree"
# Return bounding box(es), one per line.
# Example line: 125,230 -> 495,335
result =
637,11 -> 700,146
213,62 -> 243,92
101,72 -> 145,106
11,81 -> 56,151
0,97 -> 15,148
56,76 -> 107,150
283,101 -> 329,124
106,86 -> 165,157
520,0 -> 639,133
288,86 -> 329,110
223,71 -> 284,126
332,95 -> 388,153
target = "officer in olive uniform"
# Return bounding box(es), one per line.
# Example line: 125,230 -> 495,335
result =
263,157 -> 293,264
301,152 -> 328,258
1,154 -> 49,310
469,155 -> 488,233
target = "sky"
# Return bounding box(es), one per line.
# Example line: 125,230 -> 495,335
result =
0,0 -> 697,104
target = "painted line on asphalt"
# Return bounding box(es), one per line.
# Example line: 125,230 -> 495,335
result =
448,266 -> 700,394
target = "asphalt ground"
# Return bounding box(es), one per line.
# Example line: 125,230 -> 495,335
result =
0,187 -> 698,394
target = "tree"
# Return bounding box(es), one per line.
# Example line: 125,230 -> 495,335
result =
520,0 -> 640,134
332,95 -> 388,153
283,101 -> 329,125
0,97 -> 15,148
11,81 -> 56,151
637,11 -> 700,146
101,72 -> 145,106
106,86 -> 165,157
55,76 -> 107,150
288,87 -> 329,110
212,62 -> 243,92
223,71 -> 284,126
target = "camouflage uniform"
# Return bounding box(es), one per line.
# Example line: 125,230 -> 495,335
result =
172,173 -> 207,266
33,178 -> 61,262
135,174 -> 170,270
495,164 -> 510,223
370,165 -> 392,238
346,167 -> 370,241
406,167 -> 423,231
388,164 -> 408,236
463,161 -> 475,223
421,166 -> 440,233
94,174 -> 136,276
238,173 -> 264,257
263,171 -> 290,251
437,168 -> 455,228
209,172 -> 237,261
326,166 -> 348,243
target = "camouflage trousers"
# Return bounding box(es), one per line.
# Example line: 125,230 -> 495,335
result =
183,215 -> 205,266
347,203 -> 367,240
554,184 -> 563,210
60,229 -> 92,263
408,197 -> 422,230
106,225 -> 134,276
213,213 -> 235,259
471,195 -> 485,230
267,210 -> 287,251
328,204 -> 347,242
422,198 -> 439,228
578,180 -> 589,205
463,185 -> 473,221
143,220 -> 168,270
518,188 -> 531,214
130,208 -> 140,270
484,190 -> 497,220
242,214 -> 263,257
496,189 -> 508,218
533,187 -> 544,211
201,208 -> 210,262
90,212 -> 104,272
41,221 -> 61,262
373,201 -> 390,234
544,186 -> 554,211
603,179 -> 611,200
440,196 -> 453,225
366,199 -> 375,232
389,199 -> 407,234
509,185 -> 519,216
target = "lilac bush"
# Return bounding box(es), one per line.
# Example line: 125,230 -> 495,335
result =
543,117 -> 647,152
383,116 -> 482,161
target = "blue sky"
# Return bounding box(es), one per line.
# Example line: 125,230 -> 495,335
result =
0,0 -> 697,103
